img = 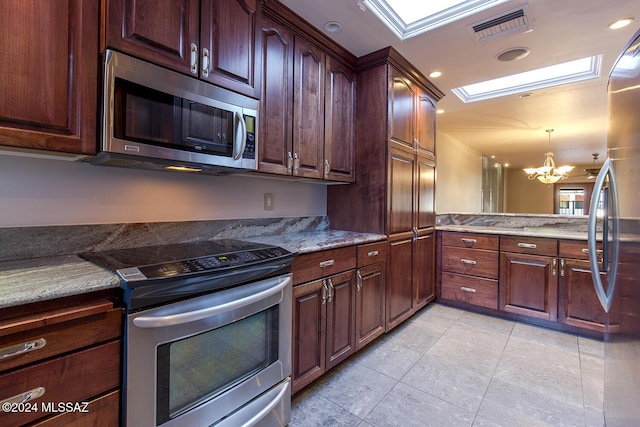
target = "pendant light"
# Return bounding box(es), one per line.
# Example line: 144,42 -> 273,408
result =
523,129 -> 574,184
584,153 -> 601,179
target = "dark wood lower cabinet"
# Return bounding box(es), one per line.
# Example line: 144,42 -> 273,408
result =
414,229 -> 436,310
386,233 -> 414,331
558,258 -> 608,331
499,252 -> 558,321
291,270 -> 356,394
356,262 -> 386,350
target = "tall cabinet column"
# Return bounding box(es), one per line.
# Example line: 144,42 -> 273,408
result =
328,47 -> 443,331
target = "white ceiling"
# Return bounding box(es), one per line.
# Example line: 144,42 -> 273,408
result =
279,0 -> 640,168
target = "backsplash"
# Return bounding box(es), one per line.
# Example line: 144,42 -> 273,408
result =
0,216 -> 329,262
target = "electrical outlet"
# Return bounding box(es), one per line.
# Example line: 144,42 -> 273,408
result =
264,193 -> 274,210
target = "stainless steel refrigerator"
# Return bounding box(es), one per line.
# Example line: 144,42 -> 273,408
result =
588,28 -> 640,426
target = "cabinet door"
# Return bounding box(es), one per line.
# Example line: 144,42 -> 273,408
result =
416,88 -> 436,157
0,0 -> 98,154
389,68 -> 415,151
104,0 -> 199,75
388,146 -> 415,235
293,37 -> 325,179
325,271 -> 356,370
386,233 -> 414,331
414,228 -> 436,310
356,263 -> 386,350
416,155 -> 436,229
324,56 -> 355,182
258,15 -> 293,175
500,252 -> 558,321
292,279 -> 326,394
200,0 -> 261,98
558,258 -> 607,331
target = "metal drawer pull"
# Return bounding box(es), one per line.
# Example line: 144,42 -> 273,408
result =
581,248 -> 603,255
518,243 -> 537,249
0,338 -> 46,360
0,387 -> 45,406
460,259 -> 477,265
319,260 -> 335,268
461,238 -> 477,244
460,287 -> 477,293
367,251 -> 379,257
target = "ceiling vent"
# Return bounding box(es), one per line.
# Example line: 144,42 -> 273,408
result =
469,5 -> 532,43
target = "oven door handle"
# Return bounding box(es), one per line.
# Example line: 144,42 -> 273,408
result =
132,276 -> 290,328
244,379 -> 290,427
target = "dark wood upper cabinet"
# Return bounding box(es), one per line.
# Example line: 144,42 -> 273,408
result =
389,73 -> 415,151
258,15 -> 294,175
0,0 -> 98,154
416,88 -> 436,157
104,0 -> 261,98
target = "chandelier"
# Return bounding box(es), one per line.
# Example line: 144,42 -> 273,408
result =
584,153 -> 600,179
523,129 -> 574,184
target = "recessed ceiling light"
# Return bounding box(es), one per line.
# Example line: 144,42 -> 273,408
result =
436,109 -> 445,114
429,71 -> 442,78
608,18 -> 634,30
324,21 -> 343,33
519,92 -> 533,98
496,47 -> 530,62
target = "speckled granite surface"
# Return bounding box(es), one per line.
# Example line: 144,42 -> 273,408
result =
0,255 -> 120,309
436,213 -> 600,240
0,217 -> 386,309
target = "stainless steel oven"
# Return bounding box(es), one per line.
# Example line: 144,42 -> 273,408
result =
80,240 -> 295,427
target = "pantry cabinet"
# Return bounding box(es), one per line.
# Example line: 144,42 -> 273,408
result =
328,47 -> 443,331
0,0 -> 98,155
104,0 -> 262,98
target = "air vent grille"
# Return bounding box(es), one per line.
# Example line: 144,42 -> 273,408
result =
469,5 -> 532,42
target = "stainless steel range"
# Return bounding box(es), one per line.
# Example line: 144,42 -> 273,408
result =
80,239 -> 295,427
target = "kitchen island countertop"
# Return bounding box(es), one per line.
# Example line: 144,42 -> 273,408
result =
0,230 -> 386,310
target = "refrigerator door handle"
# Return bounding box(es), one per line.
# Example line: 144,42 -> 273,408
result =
587,158 -> 620,313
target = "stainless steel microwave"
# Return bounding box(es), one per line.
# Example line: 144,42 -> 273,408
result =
90,50 -> 258,174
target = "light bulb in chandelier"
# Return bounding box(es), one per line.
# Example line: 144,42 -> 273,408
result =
523,129 -> 574,184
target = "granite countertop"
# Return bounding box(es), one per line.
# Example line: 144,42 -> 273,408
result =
435,224 -> 590,241
0,230 -> 386,310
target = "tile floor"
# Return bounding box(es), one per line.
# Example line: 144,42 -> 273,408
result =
290,303 -> 605,427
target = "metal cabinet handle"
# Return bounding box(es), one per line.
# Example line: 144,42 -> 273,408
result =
202,47 -> 210,78
324,159 -> 330,176
319,260 -> 335,268
460,259 -> 477,265
321,280 -> 328,305
518,243 -> 537,249
287,152 -> 293,173
356,271 -> 363,291
0,387 -> 45,406
581,248 -> 604,255
190,43 -> 198,75
327,278 -> 334,303
560,259 -> 565,277
461,238 -> 477,244
0,338 -> 46,360
367,251 -> 379,257
460,287 -> 477,293
552,258 -> 557,276
293,153 -> 300,174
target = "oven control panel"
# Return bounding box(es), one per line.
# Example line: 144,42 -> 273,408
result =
120,247 -> 292,281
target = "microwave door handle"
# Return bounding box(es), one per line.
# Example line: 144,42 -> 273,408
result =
233,111 -> 247,160
132,275 -> 290,328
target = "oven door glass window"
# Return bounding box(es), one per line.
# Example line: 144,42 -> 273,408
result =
156,306 -> 279,424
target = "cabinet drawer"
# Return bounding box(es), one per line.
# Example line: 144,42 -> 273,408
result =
357,241 -> 387,267
440,272 -> 498,309
0,303 -> 122,373
441,247 -> 498,279
559,240 -> 603,261
292,246 -> 357,285
442,232 -> 499,250
501,236 -> 557,256
0,340 -> 121,427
